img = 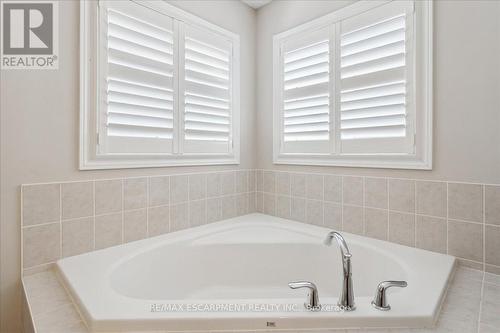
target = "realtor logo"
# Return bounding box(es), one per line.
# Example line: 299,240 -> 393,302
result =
1,1 -> 58,69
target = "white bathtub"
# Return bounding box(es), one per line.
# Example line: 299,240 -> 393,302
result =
56,213 -> 455,332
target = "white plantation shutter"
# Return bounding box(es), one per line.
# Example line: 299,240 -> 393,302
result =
98,1 -> 175,154
181,25 -> 233,154
339,1 -> 415,154
280,27 -> 331,153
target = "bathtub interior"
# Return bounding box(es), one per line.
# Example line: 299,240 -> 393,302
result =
110,224 -> 408,301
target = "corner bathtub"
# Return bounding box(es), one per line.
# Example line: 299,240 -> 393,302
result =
56,213 -> 455,332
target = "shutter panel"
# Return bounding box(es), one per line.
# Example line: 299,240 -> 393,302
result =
99,1 -> 175,154
281,27 -> 331,154
181,24 -> 233,154
339,1 -> 415,154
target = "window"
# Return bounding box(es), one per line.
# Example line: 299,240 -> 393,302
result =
80,0 -> 240,169
273,0 -> 432,169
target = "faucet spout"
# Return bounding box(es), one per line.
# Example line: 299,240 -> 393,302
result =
324,231 -> 355,311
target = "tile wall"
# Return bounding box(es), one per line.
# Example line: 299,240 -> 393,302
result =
21,170 -> 256,274
21,169 -> 500,276
254,170 -> 500,275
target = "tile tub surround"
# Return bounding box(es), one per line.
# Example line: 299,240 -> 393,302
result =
21,170 -> 256,274
22,266 -> 500,333
255,170 -> 500,274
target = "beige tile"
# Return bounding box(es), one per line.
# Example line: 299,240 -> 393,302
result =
306,174 -> 323,200
255,170 -> 263,192
23,263 -> 52,276
343,205 -> 364,235
416,215 -> 447,253
485,185 -> 500,225
62,217 -> 93,257
389,211 -> 415,247
235,171 -> 248,193
94,213 -> 122,250
485,225 -> 500,266
207,197 -> 221,223
221,195 -> 236,219
235,193 -> 248,215
123,209 -> 147,243
324,202 -> 342,230
123,178 -> 147,210
148,176 -> 169,207
276,172 -> 290,195
448,219 -> 483,262
248,192 -> 256,213
23,271 -> 72,316
448,183 -> 483,222
95,180 -> 122,214
23,223 -> 60,268
485,265 -> 500,276
481,283 -> 500,328
389,179 -> 415,213
220,171 -> 235,195
35,302 -> 84,333
263,170 -> 276,193
306,200 -> 323,226
189,173 -> 207,200
62,182 -> 93,220
416,181 -> 447,217
170,175 -> 188,204
457,258 -> 484,271
170,203 -> 189,231
22,184 -> 60,226
263,193 -> 276,216
248,170 -> 256,192
255,192 -> 263,213
189,199 -> 207,227
206,173 -> 220,198
364,178 -> 388,209
364,208 -> 388,240
324,175 -> 341,203
291,197 -> 306,222
276,196 -> 291,219
291,173 -> 306,197
343,176 -> 363,206
147,205 -> 169,237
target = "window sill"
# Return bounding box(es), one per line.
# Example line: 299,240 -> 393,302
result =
273,154 -> 432,170
79,155 -> 240,170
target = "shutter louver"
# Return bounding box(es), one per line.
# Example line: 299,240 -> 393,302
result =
99,1 -> 175,154
281,27 -> 331,153
339,1 -> 414,153
182,25 -> 233,153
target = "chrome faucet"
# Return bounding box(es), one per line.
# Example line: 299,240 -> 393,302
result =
324,231 -> 355,311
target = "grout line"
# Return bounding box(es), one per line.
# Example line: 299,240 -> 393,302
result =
59,184 -> 62,259
146,178 -> 150,237
446,182 -> 449,255
92,181 -> 96,251
414,179 -> 417,248
478,271 -> 486,332
483,185 -> 486,272
121,179 -> 124,244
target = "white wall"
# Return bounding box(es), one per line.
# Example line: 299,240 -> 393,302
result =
256,0 -> 500,184
0,1 -> 256,331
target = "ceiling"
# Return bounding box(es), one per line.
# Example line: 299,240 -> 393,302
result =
241,0 -> 272,9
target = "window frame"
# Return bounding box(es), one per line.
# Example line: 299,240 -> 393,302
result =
272,0 -> 432,170
80,0 -> 240,170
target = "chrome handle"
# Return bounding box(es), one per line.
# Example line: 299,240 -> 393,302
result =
371,280 -> 407,311
288,281 -> 320,311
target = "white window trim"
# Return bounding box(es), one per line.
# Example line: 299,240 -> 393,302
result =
272,0 -> 432,170
80,0 -> 240,170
